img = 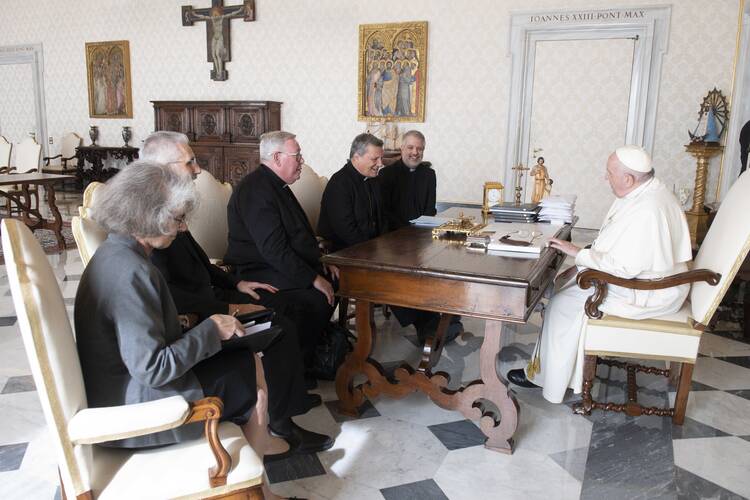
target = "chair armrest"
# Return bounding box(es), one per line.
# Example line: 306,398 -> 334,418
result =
43,154 -> 62,166
67,395 -> 191,445
577,268 -> 721,319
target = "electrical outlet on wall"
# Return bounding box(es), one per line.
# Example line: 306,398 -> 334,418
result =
48,136 -> 53,144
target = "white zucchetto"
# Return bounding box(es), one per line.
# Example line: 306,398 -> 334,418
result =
615,145 -> 652,173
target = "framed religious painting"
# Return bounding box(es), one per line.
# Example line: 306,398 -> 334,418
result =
358,21 -> 427,123
85,40 -> 133,118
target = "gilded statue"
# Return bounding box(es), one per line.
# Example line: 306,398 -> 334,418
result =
530,156 -> 553,203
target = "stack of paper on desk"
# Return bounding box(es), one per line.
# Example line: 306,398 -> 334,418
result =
538,195 -> 576,224
410,215 -> 451,227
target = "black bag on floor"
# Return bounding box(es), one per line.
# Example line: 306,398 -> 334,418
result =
308,321 -> 355,380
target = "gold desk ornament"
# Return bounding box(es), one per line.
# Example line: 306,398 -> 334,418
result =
482,181 -> 504,215
511,163 -> 530,205
432,212 -> 487,238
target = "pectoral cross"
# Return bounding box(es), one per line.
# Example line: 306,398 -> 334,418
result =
182,0 -> 256,81
512,163 -> 530,205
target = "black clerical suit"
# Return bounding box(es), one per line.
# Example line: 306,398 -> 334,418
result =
317,162 -> 384,251
151,230 -> 309,424
378,159 -> 436,229
224,164 -> 334,368
318,162 -> 440,337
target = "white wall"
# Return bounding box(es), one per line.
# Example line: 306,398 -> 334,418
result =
0,0 -> 741,204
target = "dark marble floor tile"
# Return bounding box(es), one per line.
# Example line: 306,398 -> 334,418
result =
381,479 -> 449,500
727,389 -> 750,401
1,375 -> 35,394
428,419 -> 486,451
498,343 -> 533,362
549,446 -> 589,482
716,356 -> 750,370
403,333 -> 421,348
64,298 -> 75,306
672,417 -> 730,439
739,435 -> 750,442
62,274 -> 81,282
0,443 -> 28,472
0,316 -> 17,326
582,409 -> 676,499
263,452 -> 326,484
325,399 -> 380,423
53,485 -> 61,500
675,465 -> 745,499
691,380 -> 718,391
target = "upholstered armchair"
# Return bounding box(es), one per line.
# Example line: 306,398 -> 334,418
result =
78,181 -> 104,218
0,136 -> 11,171
43,132 -> 81,190
71,216 -> 107,266
190,170 -> 233,263
574,170 -> 750,424
1,218 -> 265,499
4,137 -> 42,213
289,163 -> 328,232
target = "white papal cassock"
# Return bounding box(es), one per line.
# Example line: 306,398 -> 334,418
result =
526,177 -> 692,403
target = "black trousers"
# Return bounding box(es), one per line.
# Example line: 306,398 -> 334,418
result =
193,315 -> 308,425
255,287 -> 334,371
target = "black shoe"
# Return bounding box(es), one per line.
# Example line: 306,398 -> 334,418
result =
507,368 -> 540,388
269,419 -> 334,454
304,377 -> 318,390
445,320 -> 464,344
304,393 -> 322,411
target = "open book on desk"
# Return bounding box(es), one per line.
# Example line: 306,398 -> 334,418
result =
484,222 -> 560,255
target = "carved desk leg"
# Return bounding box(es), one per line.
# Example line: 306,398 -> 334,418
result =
336,300 -> 376,416
478,319 -> 519,453
45,184 -> 66,251
419,313 -> 454,373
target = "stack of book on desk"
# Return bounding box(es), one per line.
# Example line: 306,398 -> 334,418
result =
538,195 -> 576,224
489,202 -> 540,223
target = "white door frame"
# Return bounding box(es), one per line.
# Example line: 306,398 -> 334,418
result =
718,0 -> 750,199
0,43 -> 48,158
503,5 -> 671,197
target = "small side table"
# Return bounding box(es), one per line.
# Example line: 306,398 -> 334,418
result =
684,142 -> 723,248
75,145 -> 139,187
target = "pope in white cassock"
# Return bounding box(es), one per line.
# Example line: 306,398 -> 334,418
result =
507,145 -> 692,403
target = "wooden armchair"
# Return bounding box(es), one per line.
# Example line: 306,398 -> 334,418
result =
5,136 -> 42,213
2,218 -> 265,499
43,132 -> 81,190
0,135 -> 11,171
574,170 -> 750,424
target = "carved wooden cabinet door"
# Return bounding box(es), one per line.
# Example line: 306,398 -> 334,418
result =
229,107 -> 264,143
224,147 -> 260,185
192,145 -> 224,182
193,106 -> 225,143
158,106 -> 191,138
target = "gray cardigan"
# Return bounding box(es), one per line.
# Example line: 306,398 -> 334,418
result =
74,233 -> 222,448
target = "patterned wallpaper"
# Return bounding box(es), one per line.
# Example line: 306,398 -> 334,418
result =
0,63 -> 36,166
0,0 -> 741,217
528,38 -> 633,228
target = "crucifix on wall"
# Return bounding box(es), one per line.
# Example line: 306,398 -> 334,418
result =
182,0 -> 255,81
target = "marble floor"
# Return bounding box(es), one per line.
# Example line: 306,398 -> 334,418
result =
0,204 -> 749,499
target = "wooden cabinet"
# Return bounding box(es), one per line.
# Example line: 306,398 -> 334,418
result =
152,100 -> 281,185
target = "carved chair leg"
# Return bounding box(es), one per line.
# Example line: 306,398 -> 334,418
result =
672,362 -> 694,425
575,354 -> 598,415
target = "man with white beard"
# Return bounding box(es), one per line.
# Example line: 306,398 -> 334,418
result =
507,145 -> 692,404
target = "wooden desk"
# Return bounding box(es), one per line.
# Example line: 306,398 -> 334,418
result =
0,173 -> 74,251
322,221 -> 572,454
75,145 -> 139,185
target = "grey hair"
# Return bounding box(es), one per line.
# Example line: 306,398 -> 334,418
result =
141,131 -> 190,164
615,160 -> 656,183
402,130 -> 425,144
92,160 -> 198,238
349,133 -> 383,160
260,131 -> 297,162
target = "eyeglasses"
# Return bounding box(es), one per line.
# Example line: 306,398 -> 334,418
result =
277,151 -> 304,162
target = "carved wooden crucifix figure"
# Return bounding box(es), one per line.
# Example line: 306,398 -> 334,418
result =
182,0 -> 255,81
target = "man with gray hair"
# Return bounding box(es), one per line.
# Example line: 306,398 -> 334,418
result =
224,131 -> 337,385
378,130 -> 437,230
508,146 -> 692,404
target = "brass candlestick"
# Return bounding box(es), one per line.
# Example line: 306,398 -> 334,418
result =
684,142 -> 723,247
